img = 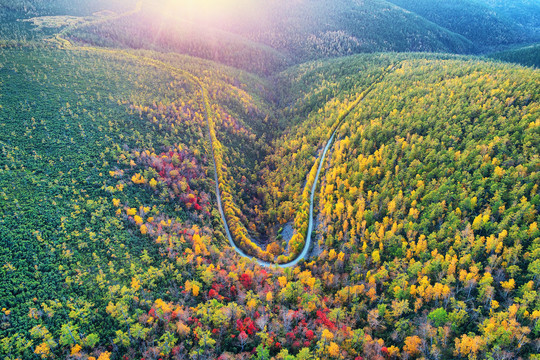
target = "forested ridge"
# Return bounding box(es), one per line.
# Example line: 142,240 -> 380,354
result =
62,0 -> 477,75
387,0 -> 539,50
0,0 -> 539,359
488,44 -> 540,69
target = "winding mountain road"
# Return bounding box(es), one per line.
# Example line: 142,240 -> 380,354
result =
56,6 -> 393,266
204,86 -> 340,268
202,66 -> 395,268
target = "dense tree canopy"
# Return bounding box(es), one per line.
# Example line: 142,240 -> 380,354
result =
0,1 -> 539,359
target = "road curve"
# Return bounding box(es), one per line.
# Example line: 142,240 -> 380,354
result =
203,84 -> 340,267
201,65 -> 395,267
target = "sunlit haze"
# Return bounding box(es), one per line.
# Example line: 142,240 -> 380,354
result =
147,0 -> 265,27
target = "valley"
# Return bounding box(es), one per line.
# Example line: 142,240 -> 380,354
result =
0,0 -> 539,359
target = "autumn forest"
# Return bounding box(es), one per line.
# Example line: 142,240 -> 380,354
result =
0,0 -> 539,359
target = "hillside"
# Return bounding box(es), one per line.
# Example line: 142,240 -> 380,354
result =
479,0 -> 540,36
388,0 -> 539,49
0,44 -> 277,357
489,43 -> 540,68
0,0 -> 133,41
0,0 -> 132,16
64,0 -> 476,75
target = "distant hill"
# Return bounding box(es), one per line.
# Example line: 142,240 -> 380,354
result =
479,0 -> 540,35
488,43 -> 540,68
195,0 -> 476,57
67,13 -> 291,76
65,0 -> 476,75
0,0 -> 133,16
0,0 -> 134,40
387,0 -> 539,49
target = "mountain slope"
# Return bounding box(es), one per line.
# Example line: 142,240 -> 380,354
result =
0,0 -> 132,16
0,44 -> 276,351
261,54 -> 540,358
489,43 -> 540,68
65,0 -> 475,75
479,0 -> 540,36
388,0 -> 538,49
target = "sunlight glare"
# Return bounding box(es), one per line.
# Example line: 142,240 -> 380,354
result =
152,0 -> 261,28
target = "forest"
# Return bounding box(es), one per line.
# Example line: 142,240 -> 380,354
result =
0,0 -> 539,359
63,0 -> 477,75
387,0 -> 539,49
488,44 -> 540,69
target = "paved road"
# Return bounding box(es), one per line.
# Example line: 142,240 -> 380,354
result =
203,85 -> 340,267
201,64 -> 395,267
